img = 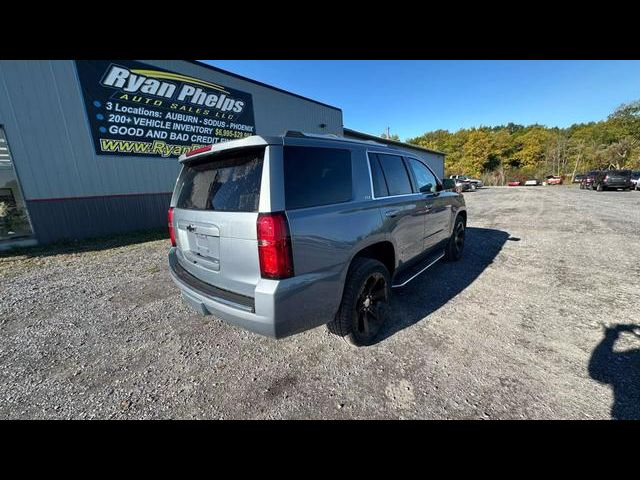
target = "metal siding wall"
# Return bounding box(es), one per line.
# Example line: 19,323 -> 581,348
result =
26,194 -> 172,244
0,60 -> 343,243
0,60 -> 343,202
413,151 -> 445,179
0,60 -> 182,200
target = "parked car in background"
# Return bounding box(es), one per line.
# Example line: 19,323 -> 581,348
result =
524,179 -> 541,186
591,170 -> 633,191
580,171 -> 600,189
450,177 -> 473,192
508,181 -> 521,187
631,171 -> 640,189
545,175 -> 563,185
167,132 -> 467,346
450,175 -> 483,189
573,174 -> 586,184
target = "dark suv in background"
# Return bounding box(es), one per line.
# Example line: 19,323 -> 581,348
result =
591,170 -> 633,191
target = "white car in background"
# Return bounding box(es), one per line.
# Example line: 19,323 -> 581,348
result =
524,179 -> 541,186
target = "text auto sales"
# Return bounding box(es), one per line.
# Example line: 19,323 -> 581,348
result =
101,65 -> 246,120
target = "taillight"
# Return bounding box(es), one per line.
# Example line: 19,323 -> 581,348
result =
604,175 -> 610,181
257,212 -> 294,279
168,207 -> 176,247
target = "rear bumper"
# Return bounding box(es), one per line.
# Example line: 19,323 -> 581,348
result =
168,248 -> 342,338
603,182 -> 632,188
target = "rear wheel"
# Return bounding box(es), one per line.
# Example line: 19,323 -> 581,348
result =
328,258 -> 391,346
444,215 -> 466,262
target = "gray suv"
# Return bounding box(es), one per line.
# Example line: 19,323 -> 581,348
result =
168,132 -> 467,346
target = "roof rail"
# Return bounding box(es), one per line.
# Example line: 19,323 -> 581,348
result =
283,130 -> 388,147
284,130 -> 342,139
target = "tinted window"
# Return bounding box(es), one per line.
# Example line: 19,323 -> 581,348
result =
368,154 -> 389,197
284,146 -> 352,209
176,148 -> 264,212
407,158 -> 438,193
377,154 -> 412,196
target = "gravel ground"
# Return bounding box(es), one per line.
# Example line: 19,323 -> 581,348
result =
1,186 -> 639,419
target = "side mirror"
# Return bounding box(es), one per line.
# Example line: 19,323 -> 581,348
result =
441,178 -> 456,191
419,183 -> 433,193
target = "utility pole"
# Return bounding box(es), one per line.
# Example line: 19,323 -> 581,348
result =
386,126 -> 390,139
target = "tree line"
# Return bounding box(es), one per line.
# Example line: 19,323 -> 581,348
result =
405,99 -> 640,185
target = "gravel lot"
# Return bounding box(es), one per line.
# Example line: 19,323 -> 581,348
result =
1,186 -> 639,419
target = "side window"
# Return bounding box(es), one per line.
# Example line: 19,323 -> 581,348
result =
368,153 -> 389,197
407,158 -> 438,194
377,154 -> 413,196
283,146 -> 352,210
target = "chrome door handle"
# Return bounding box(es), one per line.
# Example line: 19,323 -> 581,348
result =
385,210 -> 400,218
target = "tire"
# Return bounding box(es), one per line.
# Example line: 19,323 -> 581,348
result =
327,258 -> 391,347
444,215 -> 466,262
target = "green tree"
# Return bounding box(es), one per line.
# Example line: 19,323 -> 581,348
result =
405,98 -> 640,181
461,129 -> 494,176
608,100 -> 640,138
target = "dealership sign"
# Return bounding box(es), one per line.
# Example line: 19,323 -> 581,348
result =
75,60 -> 256,158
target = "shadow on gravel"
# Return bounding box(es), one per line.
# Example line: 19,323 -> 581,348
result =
588,324 -> 640,420
0,228 -> 168,259
375,227 -> 511,344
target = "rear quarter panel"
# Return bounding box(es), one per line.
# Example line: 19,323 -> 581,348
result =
282,146 -> 386,326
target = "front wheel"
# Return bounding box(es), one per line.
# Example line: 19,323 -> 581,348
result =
444,215 -> 466,262
328,258 -> 391,346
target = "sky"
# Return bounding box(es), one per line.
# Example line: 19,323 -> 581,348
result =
202,60 -> 640,141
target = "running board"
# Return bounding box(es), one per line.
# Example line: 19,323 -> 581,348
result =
391,251 -> 445,288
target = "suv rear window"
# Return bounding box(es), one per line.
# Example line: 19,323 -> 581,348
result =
176,147 -> 264,212
283,146 -> 352,210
